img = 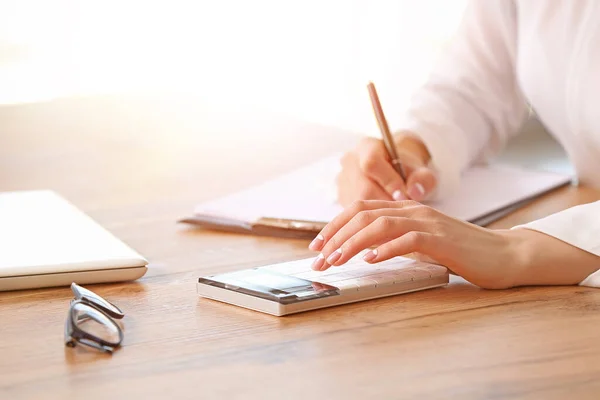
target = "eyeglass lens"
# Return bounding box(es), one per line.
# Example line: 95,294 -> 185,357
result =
72,283 -> 124,318
72,302 -> 121,344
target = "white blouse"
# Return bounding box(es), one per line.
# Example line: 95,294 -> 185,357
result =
398,0 -> 600,286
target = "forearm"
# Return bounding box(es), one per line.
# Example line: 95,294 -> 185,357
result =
509,228 -> 600,287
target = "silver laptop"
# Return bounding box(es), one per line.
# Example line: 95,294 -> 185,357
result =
0,190 -> 148,291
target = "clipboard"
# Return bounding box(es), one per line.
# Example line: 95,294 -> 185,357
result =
179,197 -> 536,238
179,154 -> 572,239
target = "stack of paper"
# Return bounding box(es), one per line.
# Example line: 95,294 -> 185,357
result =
194,154 -> 572,226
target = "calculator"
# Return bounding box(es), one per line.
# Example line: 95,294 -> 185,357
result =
197,252 -> 449,316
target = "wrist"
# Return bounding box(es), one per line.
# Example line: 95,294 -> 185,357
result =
476,229 -> 529,289
498,229 -> 537,287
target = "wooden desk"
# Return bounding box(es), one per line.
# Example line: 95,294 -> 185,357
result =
1,94 -> 600,400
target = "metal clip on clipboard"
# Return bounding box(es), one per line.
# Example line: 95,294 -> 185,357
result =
179,215 -> 326,239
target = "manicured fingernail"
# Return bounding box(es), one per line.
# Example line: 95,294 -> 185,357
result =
309,234 -> 324,251
363,249 -> 378,262
415,183 -> 425,195
408,183 -> 425,200
392,190 -> 406,201
312,253 -> 325,270
326,248 -> 342,264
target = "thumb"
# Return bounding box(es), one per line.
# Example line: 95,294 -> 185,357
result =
393,134 -> 436,201
405,166 -> 437,201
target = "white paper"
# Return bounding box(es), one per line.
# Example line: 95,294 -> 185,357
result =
195,154 -> 572,224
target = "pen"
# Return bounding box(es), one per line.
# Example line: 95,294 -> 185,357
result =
367,81 -> 408,182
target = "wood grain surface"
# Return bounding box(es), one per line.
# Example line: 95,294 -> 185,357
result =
1,93 -> 600,400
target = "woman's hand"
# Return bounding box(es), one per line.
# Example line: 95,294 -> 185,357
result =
308,200 -> 600,289
336,133 -> 436,207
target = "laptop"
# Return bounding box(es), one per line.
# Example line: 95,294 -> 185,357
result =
0,190 -> 148,291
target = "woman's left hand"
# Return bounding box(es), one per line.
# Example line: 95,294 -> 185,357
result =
307,200 -> 600,289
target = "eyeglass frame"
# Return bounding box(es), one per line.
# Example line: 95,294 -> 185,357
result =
64,282 -> 125,354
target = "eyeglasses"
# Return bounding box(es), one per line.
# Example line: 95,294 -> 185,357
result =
64,282 -> 125,354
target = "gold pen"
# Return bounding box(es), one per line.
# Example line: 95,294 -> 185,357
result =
367,81 -> 408,182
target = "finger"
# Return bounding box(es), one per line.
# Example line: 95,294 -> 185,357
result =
357,139 -> 407,200
314,199 -> 419,252
412,252 -> 458,275
336,154 -> 391,207
311,200 -> 405,253
363,232 -> 444,264
324,215 -> 428,267
354,175 -> 390,202
321,208 -> 406,264
413,253 -> 441,265
320,208 -> 410,264
335,173 -> 390,209
405,167 -> 437,201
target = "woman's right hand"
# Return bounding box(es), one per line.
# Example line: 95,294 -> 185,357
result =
336,132 -> 438,207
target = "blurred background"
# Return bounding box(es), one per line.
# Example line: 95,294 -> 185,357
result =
0,0 -> 465,132
0,0 -> 570,173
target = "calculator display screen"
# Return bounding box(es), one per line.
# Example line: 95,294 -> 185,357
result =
198,268 -> 340,304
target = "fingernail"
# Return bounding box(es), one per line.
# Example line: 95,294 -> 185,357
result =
392,190 -> 406,201
363,249 -> 378,262
408,183 -> 425,200
309,234 -> 324,251
326,248 -> 342,265
312,253 -> 325,270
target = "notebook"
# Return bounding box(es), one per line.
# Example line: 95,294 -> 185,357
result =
197,251 -> 449,316
0,190 -> 148,291
181,154 -> 572,238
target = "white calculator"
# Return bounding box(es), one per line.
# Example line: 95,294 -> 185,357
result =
197,253 -> 449,316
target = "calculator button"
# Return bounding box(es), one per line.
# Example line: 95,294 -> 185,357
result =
310,275 -> 340,284
390,270 -> 414,284
366,273 -> 396,286
320,272 -> 361,282
334,262 -> 373,274
354,277 -> 378,290
332,279 -> 360,293
313,267 -> 351,277
408,267 -> 432,281
329,278 -> 369,291
264,260 -> 311,274
365,266 -> 401,276
376,257 -> 413,268
420,264 -> 447,277
293,270 -> 324,280
336,270 -> 368,279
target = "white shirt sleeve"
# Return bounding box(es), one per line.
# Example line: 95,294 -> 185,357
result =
512,201 -> 600,288
398,0 -> 528,200
398,1 -> 600,286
